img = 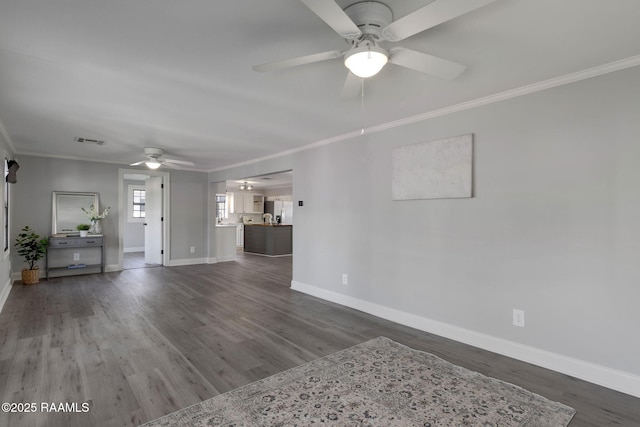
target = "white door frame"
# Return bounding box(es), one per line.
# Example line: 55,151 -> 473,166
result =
117,168 -> 171,270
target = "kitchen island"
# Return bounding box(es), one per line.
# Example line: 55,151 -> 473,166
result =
244,224 -> 292,256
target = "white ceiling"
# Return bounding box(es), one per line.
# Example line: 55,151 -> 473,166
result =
1,0 -> 639,172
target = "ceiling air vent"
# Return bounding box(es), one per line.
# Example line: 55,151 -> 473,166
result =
75,137 -> 105,145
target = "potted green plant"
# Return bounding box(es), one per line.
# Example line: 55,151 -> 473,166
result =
15,226 -> 49,285
77,223 -> 91,237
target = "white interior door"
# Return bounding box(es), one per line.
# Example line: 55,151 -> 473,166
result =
144,176 -> 163,265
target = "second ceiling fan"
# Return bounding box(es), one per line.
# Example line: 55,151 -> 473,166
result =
253,0 -> 496,87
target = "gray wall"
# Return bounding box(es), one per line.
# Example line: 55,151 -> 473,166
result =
211,66 -> 640,392
293,67 -> 640,376
11,156 -> 209,269
170,170 -> 209,259
11,156 -> 120,268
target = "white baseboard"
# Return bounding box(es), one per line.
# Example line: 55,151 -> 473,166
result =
0,277 -> 12,314
291,280 -> 640,398
216,255 -> 236,262
166,258 -> 208,267
123,247 -> 145,253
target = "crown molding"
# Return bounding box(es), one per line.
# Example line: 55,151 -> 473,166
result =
210,54 -> 640,174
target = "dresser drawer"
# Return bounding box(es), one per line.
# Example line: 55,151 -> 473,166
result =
49,237 -> 103,247
49,238 -> 76,247
77,237 -> 103,247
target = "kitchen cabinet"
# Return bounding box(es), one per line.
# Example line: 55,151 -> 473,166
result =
231,192 -> 264,214
236,224 -> 244,247
215,225 -> 237,262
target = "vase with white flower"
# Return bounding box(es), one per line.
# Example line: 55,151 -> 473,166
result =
81,204 -> 110,235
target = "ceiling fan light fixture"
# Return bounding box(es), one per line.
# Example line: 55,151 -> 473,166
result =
344,43 -> 388,78
145,160 -> 162,169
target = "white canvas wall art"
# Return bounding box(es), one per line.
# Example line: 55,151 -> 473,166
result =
392,134 -> 473,200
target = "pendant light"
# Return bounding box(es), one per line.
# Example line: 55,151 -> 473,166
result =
239,181 -> 253,191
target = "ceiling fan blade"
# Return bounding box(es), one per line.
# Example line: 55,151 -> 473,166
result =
160,162 -> 181,169
382,0 -> 496,42
163,158 -> 195,166
300,0 -> 362,39
389,47 -> 466,80
253,50 -> 343,73
129,160 -> 145,166
340,71 -> 362,100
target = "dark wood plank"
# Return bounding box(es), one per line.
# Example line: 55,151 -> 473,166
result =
0,252 -> 638,426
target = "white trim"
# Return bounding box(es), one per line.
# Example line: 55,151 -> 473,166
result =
209,54 -> 640,173
215,255 -> 236,262
0,277 -> 12,314
166,258 -> 208,267
291,280 -> 640,399
117,169 -> 171,270
12,151 -> 205,172
123,247 -> 144,253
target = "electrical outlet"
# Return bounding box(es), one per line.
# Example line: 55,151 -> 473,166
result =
342,274 -> 348,285
513,309 -> 525,327
190,246 -> 195,254
73,252 -> 80,261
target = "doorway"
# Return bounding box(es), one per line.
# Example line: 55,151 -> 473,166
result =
224,170 -> 294,267
118,169 -> 171,270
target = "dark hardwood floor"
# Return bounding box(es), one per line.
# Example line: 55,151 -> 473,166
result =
0,252 -> 638,426
123,252 -> 161,270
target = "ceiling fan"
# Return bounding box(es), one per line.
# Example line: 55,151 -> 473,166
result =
253,0 -> 495,90
129,147 -> 195,170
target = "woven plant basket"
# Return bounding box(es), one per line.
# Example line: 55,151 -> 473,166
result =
21,268 -> 40,285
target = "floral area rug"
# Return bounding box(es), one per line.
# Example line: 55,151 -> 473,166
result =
140,337 -> 575,426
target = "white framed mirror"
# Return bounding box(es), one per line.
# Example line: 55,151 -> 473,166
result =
52,191 -> 99,235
